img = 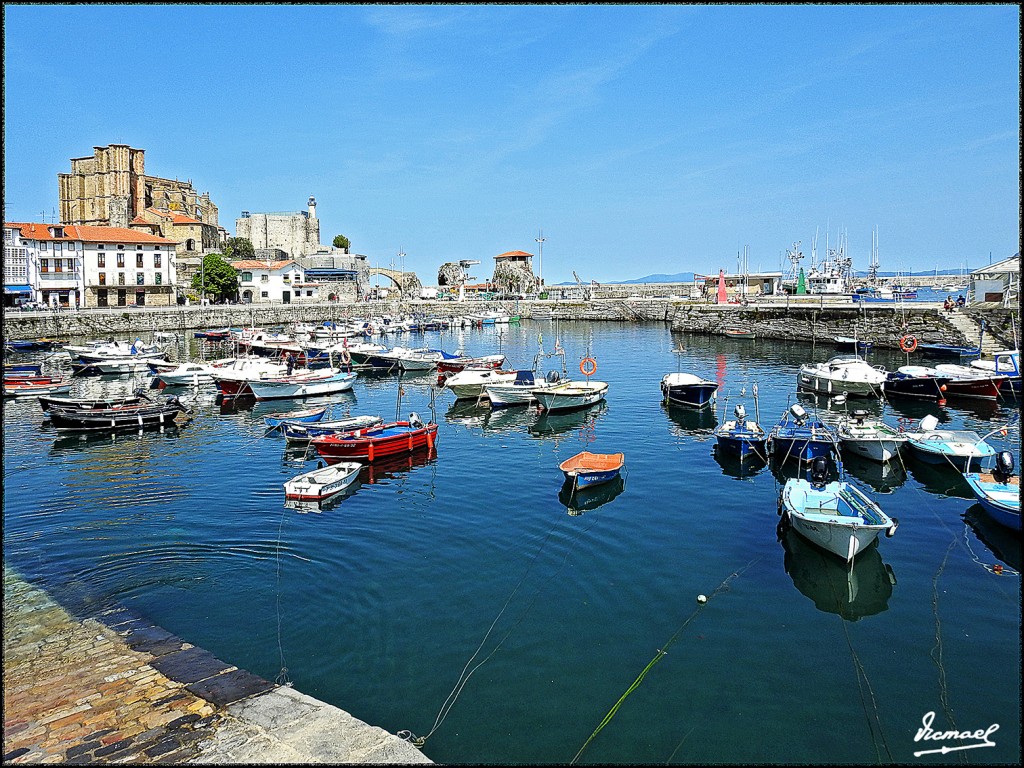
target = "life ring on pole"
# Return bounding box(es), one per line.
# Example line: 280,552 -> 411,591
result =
340,348 -> 352,365
899,335 -> 918,353
580,357 -> 598,376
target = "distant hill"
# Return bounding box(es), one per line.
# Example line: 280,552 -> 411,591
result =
555,272 -> 696,285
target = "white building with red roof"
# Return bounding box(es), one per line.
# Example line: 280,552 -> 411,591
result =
230,259 -> 316,304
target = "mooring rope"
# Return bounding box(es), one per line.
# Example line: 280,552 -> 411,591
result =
929,538 -> 958,736
273,509 -> 292,687
402,508 -> 610,749
569,557 -> 761,765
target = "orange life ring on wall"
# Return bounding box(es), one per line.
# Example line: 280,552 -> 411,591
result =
580,357 -> 598,376
340,349 -> 352,365
899,335 -> 918,353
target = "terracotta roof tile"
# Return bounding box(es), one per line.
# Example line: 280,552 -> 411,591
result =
4,222 -> 177,245
229,260 -> 300,270
495,250 -> 533,259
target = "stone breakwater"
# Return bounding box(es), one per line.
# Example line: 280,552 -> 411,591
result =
2,298 -> 1017,352
2,567 -> 431,764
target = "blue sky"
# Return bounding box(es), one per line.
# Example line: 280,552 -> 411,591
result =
4,4 -> 1019,283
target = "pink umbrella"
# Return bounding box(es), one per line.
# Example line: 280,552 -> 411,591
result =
716,269 -> 727,304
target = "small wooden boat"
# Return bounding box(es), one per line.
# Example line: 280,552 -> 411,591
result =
284,461 -> 363,502
916,343 -> 981,359
836,410 -> 907,463
264,406 -> 329,429
48,396 -> 188,431
39,393 -> 146,412
533,379 -> 608,412
310,415 -> 438,462
7,338 -> 65,351
724,328 -> 756,340
904,414 -> 996,470
246,369 -> 356,401
559,451 -> 624,490
834,336 -> 872,351
661,372 -> 719,408
436,353 -> 506,376
714,403 -> 767,458
4,363 -> 44,376
780,457 -> 898,562
964,451 -> 1021,531
3,378 -> 73,398
282,415 -> 384,444
769,404 -> 837,463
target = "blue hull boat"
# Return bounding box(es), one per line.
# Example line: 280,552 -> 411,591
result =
963,451 -> 1020,531
559,451 -> 624,490
661,373 -> 719,409
714,403 -> 767,458
770,405 -> 837,463
264,406 -> 328,429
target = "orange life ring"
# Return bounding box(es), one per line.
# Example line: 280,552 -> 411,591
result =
580,357 -> 598,376
899,335 -> 918,353
340,348 -> 352,365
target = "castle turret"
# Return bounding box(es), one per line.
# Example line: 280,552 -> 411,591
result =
308,196 -> 317,219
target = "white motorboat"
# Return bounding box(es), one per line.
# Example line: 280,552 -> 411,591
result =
284,461 -> 362,502
836,410 -> 907,462
443,368 -> 519,400
74,357 -> 163,375
212,357 -> 291,397
247,368 -> 357,401
533,379 -> 608,412
781,458 -> 898,562
970,350 -> 1021,398
71,339 -> 166,363
932,363 -> 1008,401
484,370 -> 566,407
797,355 -> 887,398
152,361 -> 224,386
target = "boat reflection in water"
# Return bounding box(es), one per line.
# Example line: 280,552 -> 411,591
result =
50,424 -> 184,455
444,401 -> 533,434
357,447 -> 436,485
529,402 -> 607,438
780,527 -> 896,621
283,476 -> 363,513
963,505 -> 1022,574
840,451 -> 908,494
906,460 -> 974,500
558,474 -> 625,516
712,442 -> 767,480
662,401 -> 718,438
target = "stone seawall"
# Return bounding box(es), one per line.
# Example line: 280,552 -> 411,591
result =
3,299 -> 1017,351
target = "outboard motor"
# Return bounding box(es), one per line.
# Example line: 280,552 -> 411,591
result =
546,370 -> 561,384
734,404 -> 746,421
789,403 -> 808,426
994,450 -> 1015,480
809,455 -> 829,488
409,412 -> 424,428
851,409 -> 868,424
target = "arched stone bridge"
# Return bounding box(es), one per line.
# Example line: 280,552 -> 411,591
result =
366,267 -> 420,294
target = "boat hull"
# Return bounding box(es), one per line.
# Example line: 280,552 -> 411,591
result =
964,474 -> 1021,531
882,374 -> 949,402
48,403 -> 185,431
782,480 -> 896,562
247,371 -> 356,401
284,461 -> 362,501
310,422 -> 438,462
534,382 -> 608,412
662,382 -> 719,408
841,438 -> 903,463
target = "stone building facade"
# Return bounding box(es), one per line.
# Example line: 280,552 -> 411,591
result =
235,197 -> 321,260
57,144 -> 225,286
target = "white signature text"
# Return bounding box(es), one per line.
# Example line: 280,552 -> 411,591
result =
914,711 -> 999,756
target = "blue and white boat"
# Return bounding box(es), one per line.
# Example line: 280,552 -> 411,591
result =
714,403 -> 767,459
769,404 -> 838,463
559,451 -> 624,491
660,372 -> 719,408
971,350 -> 1021,398
780,456 -> 899,562
282,415 -> 384,444
904,414 -> 996,471
963,451 -> 1020,531
264,405 -> 329,429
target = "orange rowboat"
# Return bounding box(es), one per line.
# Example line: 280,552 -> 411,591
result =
559,451 -> 624,489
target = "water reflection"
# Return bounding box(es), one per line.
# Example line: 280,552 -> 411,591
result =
781,528 -> 896,621
964,505 -> 1023,573
283,479 -> 363,514
662,401 -> 718,437
711,443 -> 768,480
444,401 -> 533,433
905,459 -> 974,499
558,475 -> 625,515
840,451 -> 908,494
50,424 -> 184,454
529,402 -> 607,438
358,448 -> 436,485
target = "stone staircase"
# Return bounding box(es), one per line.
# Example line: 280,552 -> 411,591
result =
943,310 -> 1004,355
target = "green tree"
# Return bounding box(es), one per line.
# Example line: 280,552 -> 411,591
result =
332,234 -> 350,250
191,253 -> 239,302
223,237 -> 255,261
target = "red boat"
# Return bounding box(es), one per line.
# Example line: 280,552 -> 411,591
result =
310,419 -> 438,462
436,354 -> 505,375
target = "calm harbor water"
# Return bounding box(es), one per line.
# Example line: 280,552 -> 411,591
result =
3,321 -> 1020,764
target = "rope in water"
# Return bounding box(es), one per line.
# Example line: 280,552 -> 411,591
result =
569,557 -> 761,765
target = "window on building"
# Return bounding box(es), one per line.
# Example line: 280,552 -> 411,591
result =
67,241 -> 76,250
261,274 -> 269,283
155,245 -> 161,250
97,289 -> 108,307
55,260 -> 63,273
135,291 -> 145,306
136,273 -> 145,285
154,254 -> 162,268
136,254 -> 144,268
117,253 -> 125,267
117,244 -> 124,250
307,290 -> 313,297
40,259 -> 49,273
117,289 -> 126,306
40,242 -> 48,250
98,272 -> 106,285
241,271 -> 252,281
118,273 -> 125,285
98,244 -> 105,251
98,253 -> 105,267
261,291 -> 268,298
155,273 -> 162,285
66,259 -> 73,272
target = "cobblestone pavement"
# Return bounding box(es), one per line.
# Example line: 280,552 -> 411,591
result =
3,568 -> 431,764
